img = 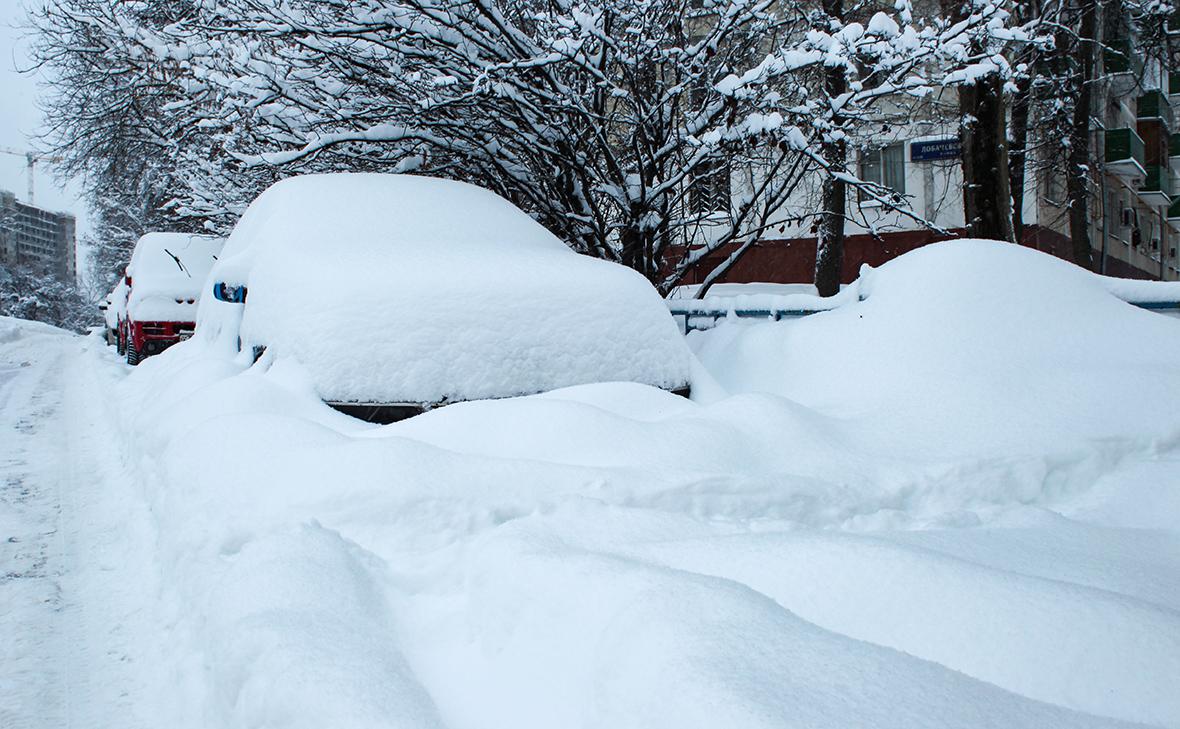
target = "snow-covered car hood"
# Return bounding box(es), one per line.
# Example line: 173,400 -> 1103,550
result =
199,173 -> 692,405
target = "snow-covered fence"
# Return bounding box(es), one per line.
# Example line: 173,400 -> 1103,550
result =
666,293 -> 842,333
667,279 -> 1180,334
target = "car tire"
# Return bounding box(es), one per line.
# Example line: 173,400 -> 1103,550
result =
117,327 -> 126,355
126,341 -> 140,366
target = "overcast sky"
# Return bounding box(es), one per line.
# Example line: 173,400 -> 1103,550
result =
1,0 -> 91,259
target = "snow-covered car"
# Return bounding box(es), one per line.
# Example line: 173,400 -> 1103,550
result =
123,232 -> 224,365
201,173 -> 692,422
99,277 -> 129,348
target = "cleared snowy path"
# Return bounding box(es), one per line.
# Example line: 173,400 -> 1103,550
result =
0,320 -> 159,729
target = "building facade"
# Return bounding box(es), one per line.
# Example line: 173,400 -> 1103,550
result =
681,19 -> 1180,287
0,190 -> 77,282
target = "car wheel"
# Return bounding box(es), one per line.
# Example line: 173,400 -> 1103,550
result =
117,328 -> 126,355
126,341 -> 140,366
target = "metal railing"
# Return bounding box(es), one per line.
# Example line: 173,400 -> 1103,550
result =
667,293 -> 1180,333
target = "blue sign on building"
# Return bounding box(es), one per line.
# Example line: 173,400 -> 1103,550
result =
910,137 -> 961,162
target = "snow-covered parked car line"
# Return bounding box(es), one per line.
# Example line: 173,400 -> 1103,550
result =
199,173 -> 692,422
121,232 -> 224,365
98,276 -> 127,346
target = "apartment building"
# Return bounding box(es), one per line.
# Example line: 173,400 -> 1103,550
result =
0,189 -> 77,282
681,19 -> 1180,286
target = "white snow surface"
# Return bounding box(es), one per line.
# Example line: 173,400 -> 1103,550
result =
199,173 -> 691,404
691,239 -> 1180,457
5,239 -> 1180,728
125,232 -> 224,322
1097,273 -> 1180,304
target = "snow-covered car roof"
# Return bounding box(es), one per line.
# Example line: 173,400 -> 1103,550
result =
201,173 -> 692,405
126,233 -> 224,321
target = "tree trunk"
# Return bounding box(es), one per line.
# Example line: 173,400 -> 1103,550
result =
1067,0 -> 1097,269
942,0 -> 1014,242
620,224 -> 649,280
814,0 -> 847,298
1009,75 -> 1031,242
959,75 -> 1014,241
815,170 -> 847,297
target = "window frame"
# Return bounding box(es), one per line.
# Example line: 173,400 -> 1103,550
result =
858,142 -> 906,204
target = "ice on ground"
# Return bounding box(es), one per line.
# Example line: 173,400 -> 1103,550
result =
125,232 -> 224,322
198,173 -> 691,404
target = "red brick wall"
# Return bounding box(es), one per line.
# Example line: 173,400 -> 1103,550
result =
678,226 -> 1162,286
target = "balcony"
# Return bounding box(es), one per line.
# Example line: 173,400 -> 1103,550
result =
1138,90 -> 1172,123
1169,197 -> 1180,221
1104,38 -> 1143,76
1171,133 -> 1180,173
1105,128 -> 1147,180
1171,71 -> 1180,98
1139,164 -> 1173,206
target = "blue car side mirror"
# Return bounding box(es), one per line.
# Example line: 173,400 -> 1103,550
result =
213,282 -> 247,303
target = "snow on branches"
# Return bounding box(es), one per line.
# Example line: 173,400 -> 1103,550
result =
33,0 -> 1022,289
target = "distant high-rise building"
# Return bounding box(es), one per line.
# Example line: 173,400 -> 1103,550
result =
0,189 -> 76,282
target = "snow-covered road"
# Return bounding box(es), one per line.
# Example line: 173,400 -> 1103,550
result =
0,321 -> 160,729
3,242 -> 1180,728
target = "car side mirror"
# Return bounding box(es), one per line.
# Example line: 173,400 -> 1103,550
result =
213,282 -> 247,303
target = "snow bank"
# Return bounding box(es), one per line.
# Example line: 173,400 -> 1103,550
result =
200,173 -> 691,404
1097,273 -> 1180,304
126,232 -> 224,322
0,315 -> 73,344
100,238 -> 1180,728
691,239 -> 1180,457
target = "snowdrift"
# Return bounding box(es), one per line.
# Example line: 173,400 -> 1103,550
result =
102,238 -> 1180,728
692,239 -> 1180,457
199,173 -> 691,404
126,233 -> 224,321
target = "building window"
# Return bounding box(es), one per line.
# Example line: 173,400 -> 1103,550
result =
859,142 -> 905,202
690,157 -> 731,215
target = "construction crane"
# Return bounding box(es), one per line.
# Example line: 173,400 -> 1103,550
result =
0,147 -> 65,206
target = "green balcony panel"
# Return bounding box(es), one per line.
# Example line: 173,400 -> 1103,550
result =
1169,197 -> 1180,220
1143,164 -> 1173,200
1138,90 -> 1171,119
1171,72 -> 1180,96
1106,128 -> 1146,169
1105,38 -> 1142,75
1171,133 -> 1180,158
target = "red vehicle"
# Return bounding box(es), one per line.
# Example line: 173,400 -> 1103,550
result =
121,232 -> 225,365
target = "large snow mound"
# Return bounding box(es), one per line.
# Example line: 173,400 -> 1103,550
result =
199,173 -> 691,404
126,232 -> 224,322
87,238 -> 1180,727
692,239 -> 1180,457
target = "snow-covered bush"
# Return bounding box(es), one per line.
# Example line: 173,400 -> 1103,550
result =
0,264 -> 98,333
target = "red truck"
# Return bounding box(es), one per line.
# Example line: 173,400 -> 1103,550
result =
121,232 -> 225,365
